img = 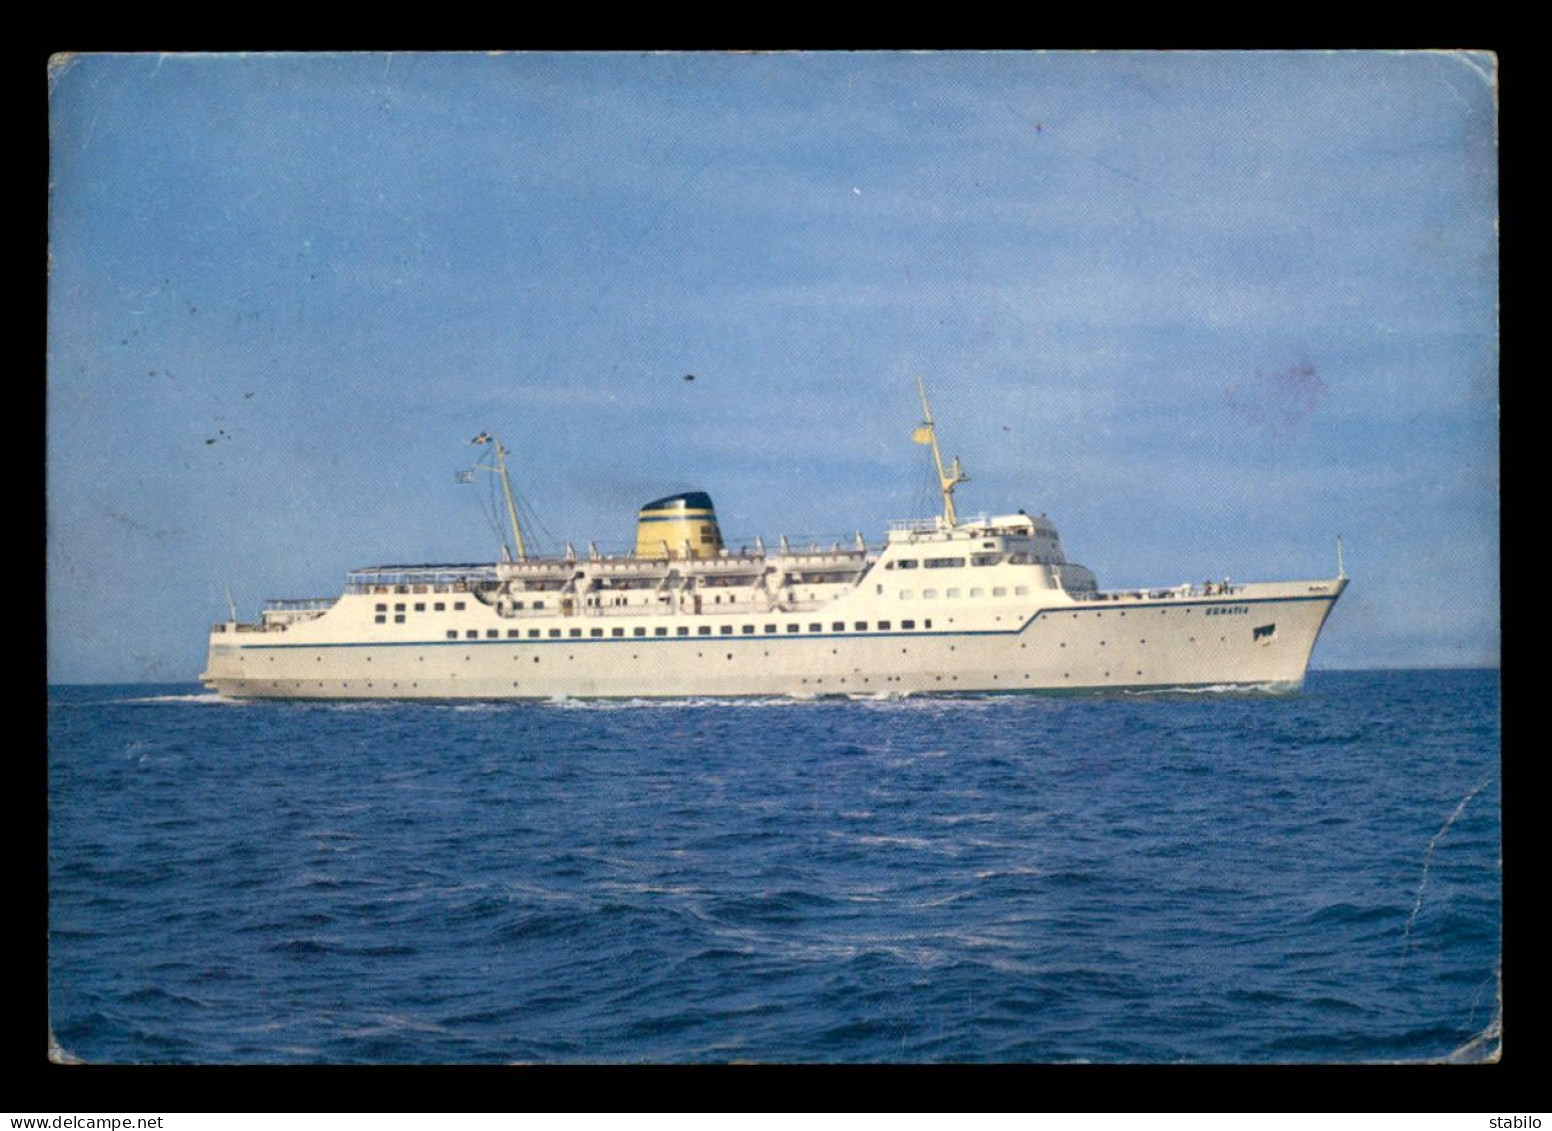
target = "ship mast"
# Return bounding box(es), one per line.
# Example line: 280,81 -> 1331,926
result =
914,375 -> 969,528
471,432 -> 527,561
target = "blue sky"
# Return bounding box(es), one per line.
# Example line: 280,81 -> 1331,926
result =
47,51 -> 1498,682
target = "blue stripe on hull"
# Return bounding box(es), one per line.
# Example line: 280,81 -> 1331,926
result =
235,592 -> 1338,651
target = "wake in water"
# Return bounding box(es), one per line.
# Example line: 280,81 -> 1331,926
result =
1122,681 -> 1294,697
97,685 -> 1293,711
545,695 -> 814,711
111,692 -> 254,707
538,692 -> 1047,713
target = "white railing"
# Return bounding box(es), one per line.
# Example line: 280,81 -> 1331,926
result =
1073,583 -> 1244,602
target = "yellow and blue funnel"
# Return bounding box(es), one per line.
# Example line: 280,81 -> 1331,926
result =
635,491 -> 723,559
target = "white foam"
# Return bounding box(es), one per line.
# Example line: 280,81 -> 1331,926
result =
543,695 -> 812,711
1122,681 -> 1288,697
117,692 -> 253,706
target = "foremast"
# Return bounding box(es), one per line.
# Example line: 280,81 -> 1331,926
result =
471,432 -> 526,562
914,375 -> 970,528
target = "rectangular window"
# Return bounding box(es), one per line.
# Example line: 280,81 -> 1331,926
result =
923,589 -> 938,599
924,557 -> 965,569
570,629 -> 582,638
972,554 -> 999,567
394,614 -> 406,624
434,602 -> 446,611
590,629 -> 604,638
446,630 -> 458,639
947,588 -> 961,598
809,623 -> 822,633
854,621 -> 867,631
742,625 -> 756,635
634,628 -> 646,637
375,604 -> 387,612
924,619 -> 933,628
992,587 -> 1006,597
374,615 -> 386,624
1015,586 -> 1029,596
901,619 -> 915,630
677,627 -> 690,636
698,626 -> 712,636
969,588 -> 984,598
612,628 -> 625,637
513,600 -> 524,611
877,620 -> 891,631
655,627 -> 668,636
765,624 -> 777,633
507,629 -> 520,638
787,624 -> 800,633
528,629 -> 540,638
900,590 -> 913,600
549,629 -> 562,638
486,629 -> 498,639
414,602 -> 426,612
719,625 -> 733,635
394,603 -> 406,611
466,630 -> 478,639
533,600 -> 545,610
897,560 -> 919,570
454,602 -> 466,611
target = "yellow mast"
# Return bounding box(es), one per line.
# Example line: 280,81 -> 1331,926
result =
913,375 -> 969,528
495,439 -> 527,562
472,432 -> 527,561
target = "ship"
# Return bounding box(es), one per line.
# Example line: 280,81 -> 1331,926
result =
201,379 -> 1347,699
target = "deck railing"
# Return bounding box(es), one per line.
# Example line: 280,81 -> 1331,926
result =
1072,583 -> 1244,602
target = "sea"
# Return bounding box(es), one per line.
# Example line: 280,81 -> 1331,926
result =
46,669 -> 1501,1065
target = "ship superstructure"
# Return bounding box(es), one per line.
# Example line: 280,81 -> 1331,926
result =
202,381 -> 1346,699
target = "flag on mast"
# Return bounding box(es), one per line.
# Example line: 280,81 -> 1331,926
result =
912,425 -> 934,445
454,469 -> 474,484
470,432 -> 492,445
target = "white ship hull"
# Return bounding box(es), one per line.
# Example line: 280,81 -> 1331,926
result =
202,577 -> 1345,700
201,395 -> 1348,701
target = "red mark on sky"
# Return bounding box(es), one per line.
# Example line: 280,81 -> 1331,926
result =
1225,357 -> 1328,434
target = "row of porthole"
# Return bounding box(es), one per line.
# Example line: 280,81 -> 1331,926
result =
370,604 -> 1217,641
439,619 -> 939,641
1056,637 -> 1223,647
372,602 -> 1206,635
253,667 -> 1209,693
268,668 -> 1153,691
242,633 -> 1231,668
1071,609 -> 1195,618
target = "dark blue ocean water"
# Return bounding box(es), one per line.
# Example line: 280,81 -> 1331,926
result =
47,669 -> 1500,1064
